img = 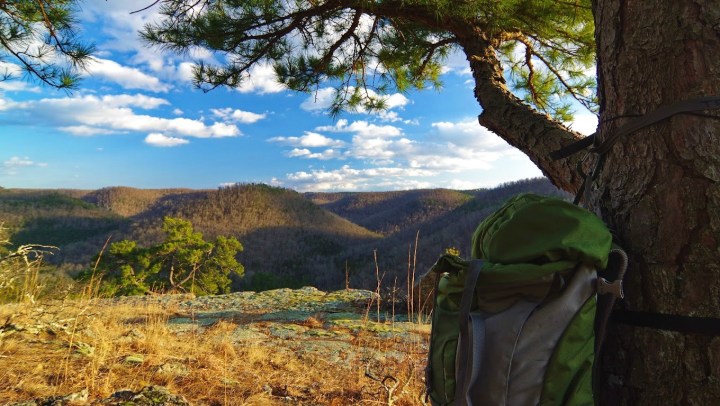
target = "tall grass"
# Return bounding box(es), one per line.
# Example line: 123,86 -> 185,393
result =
0,294 -> 430,404
0,223 -> 59,304
0,225 -> 433,404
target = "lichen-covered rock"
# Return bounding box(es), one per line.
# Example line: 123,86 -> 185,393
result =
1,287 -> 429,404
98,386 -> 189,405
7,387 -> 189,406
10,389 -> 88,405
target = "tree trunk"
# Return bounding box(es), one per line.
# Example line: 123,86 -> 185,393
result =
454,30 -> 586,193
592,1 -> 720,404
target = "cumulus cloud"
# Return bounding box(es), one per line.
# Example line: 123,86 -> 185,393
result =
276,165 -> 434,191
286,148 -> 342,160
80,2 -> 221,86
431,119 -> 513,152
267,116 -> 542,191
0,81 -> 41,93
0,61 -> 40,92
0,93 -> 240,140
300,88 -> 336,111
176,62 -> 196,82
86,58 -> 171,92
270,118 -> 515,173
300,87 -> 410,121
211,108 -> 267,123
269,131 -> 345,148
236,63 -> 286,94
144,133 -> 190,147
316,119 -> 402,139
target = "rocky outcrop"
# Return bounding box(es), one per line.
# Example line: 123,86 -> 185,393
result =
0,287 -> 430,405
10,386 -> 189,406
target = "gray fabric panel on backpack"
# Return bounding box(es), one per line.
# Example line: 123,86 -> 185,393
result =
455,264 -> 597,406
457,300 -> 538,405
507,264 -> 597,405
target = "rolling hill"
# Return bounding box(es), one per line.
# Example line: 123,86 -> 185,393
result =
0,178 -> 568,292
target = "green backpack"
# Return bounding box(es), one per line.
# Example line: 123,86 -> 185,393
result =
424,193 -> 626,405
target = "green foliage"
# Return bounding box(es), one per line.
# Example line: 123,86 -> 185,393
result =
83,217 -> 244,297
0,0 -> 94,89
142,0 -> 596,118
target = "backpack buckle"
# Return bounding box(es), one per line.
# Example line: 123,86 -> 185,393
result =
597,277 -> 624,299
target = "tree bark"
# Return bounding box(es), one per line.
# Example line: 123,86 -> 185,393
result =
454,30 -> 587,193
591,1 -> 720,404
382,1 -> 720,403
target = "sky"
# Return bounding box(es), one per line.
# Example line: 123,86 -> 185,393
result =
0,1 -> 598,192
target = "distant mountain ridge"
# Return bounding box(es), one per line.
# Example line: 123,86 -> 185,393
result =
0,178 -> 568,291
305,189 -> 473,235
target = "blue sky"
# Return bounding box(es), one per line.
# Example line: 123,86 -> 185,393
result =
0,1 -> 597,192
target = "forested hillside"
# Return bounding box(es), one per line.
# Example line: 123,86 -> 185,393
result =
0,178 -> 566,293
305,189 -> 473,235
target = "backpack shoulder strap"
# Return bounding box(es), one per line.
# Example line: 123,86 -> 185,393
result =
454,260 -> 485,406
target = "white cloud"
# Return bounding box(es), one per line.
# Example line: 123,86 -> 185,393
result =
211,108 -> 267,123
300,87 -> 410,120
377,110 -> 418,124
0,61 -> 22,76
350,136 -> 395,161
287,148 -> 312,157
269,116 -> 543,191
300,88 -> 336,111
566,111 -> 598,135
100,94 -> 170,109
4,156 -> 34,168
144,133 -> 189,147
60,126 -> 118,136
278,165 -> 434,191
80,2 -> 220,86
316,119 -> 402,139
237,63 -> 286,94
431,119 -> 515,152
286,148 -> 342,160
1,93 -> 240,140
208,122 -> 240,137
0,81 -> 41,93
86,58 -> 171,92
177,62 -> 195,82
271,118 -> 516,174
383,93 -> 411,109
3,156 -> 47,175
269,131 -> 345,148
442,50 -> 473,76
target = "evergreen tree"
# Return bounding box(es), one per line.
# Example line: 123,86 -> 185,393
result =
89,217 -> 244,296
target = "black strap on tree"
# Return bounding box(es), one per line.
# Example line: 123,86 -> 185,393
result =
551,95 -> 720,335
551,95 -> 720,204
612,310 -> 720,336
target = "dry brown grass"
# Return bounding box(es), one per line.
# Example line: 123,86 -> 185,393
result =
0,296 -> 429,405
